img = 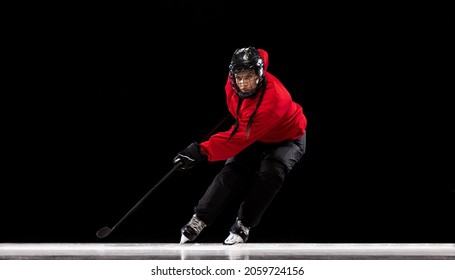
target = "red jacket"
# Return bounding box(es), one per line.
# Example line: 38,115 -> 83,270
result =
199,49 -> 307,162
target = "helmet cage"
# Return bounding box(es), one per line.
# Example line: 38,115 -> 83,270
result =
229,47 -> 265,98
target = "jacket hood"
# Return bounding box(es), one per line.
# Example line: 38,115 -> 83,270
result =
257,48 -> 269,71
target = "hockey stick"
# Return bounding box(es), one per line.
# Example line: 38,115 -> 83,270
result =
96,114 -> 231,238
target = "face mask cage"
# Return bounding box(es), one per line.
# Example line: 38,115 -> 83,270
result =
228,48 -> 265,98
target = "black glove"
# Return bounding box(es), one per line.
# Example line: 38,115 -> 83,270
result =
173,142 -> 207,170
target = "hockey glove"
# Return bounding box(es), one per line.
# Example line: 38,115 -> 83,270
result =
173,142 -> 207,170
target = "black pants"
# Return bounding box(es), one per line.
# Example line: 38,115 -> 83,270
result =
194,132 -> 306,228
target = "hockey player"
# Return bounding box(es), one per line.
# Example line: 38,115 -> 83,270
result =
174,47 -> 307,245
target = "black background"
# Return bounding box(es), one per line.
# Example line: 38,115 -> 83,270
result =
2,2 -> 454,243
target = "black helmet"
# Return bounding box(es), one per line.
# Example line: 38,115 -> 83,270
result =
229,47 -> 265,98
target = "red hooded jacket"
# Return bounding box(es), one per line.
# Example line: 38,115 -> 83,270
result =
199,49 -> 307,162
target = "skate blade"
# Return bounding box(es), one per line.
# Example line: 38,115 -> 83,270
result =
179,234 -> 190,245
223,233 -> 244,245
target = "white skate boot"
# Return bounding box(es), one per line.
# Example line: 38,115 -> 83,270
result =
223,218 -> 250,245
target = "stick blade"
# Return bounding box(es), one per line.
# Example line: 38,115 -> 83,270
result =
96,226 -> 112,238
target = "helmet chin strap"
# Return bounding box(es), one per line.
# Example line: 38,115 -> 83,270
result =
236,88 -> 258,99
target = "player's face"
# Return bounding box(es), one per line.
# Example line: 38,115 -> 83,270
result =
234,69 -> 259,93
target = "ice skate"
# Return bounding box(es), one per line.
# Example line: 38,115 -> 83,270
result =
179,214 -> 206,244
223,218 -> 250,245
